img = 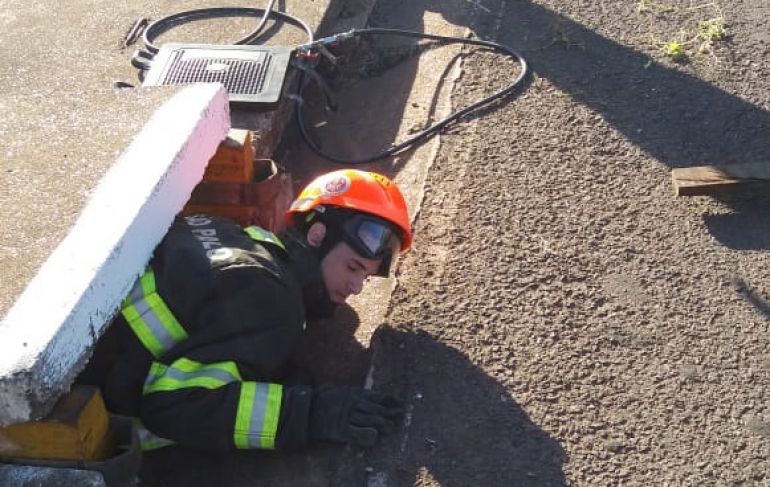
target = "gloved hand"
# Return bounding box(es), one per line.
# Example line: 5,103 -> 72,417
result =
308,385 -> 403,448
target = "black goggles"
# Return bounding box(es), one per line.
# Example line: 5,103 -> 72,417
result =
338,214 -> 403,276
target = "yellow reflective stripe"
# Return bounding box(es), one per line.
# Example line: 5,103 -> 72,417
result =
144,293 -> 188,342
261,384 -> 283,449
234,383 -> 256,449
143,361 -> 169,393
143,358 -> 242,395
141,438 -> 174,451
134,419 -> 175,451
169,357 -> 241,378
233,382 -> 283,449
244,226 -> 286,252
139,430 -> 175,451
140,269 -> 156,295
122,304 -> 165,357
120,267 -> 188,358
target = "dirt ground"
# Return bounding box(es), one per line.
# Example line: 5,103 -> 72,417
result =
331,0 -> 770,485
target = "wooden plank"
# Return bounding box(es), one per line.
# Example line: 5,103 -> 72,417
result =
0,386 -> 113,461
672,161 -> 770,196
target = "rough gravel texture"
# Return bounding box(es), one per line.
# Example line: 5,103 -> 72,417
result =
350,0 -> 770,486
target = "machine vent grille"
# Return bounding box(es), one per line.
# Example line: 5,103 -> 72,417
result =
143,44 -> 292,106
161,51 -> 273,95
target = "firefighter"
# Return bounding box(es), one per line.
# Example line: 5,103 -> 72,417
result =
90,169 -> 411,452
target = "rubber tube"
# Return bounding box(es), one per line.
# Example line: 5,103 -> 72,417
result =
142,5 -> 313,54
295,28 -> 529,164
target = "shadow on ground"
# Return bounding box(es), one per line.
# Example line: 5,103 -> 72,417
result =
480,1 -> 770,250
731,277 -> 770,321
468,2 -> 770,170
139,322 -> 567,486
285,0 -> 770,247
295,0 -> 770,176
703,190 -> 770,250
355,327 -> 568,486
278,0 -> 529,188
457,1 -> 770,248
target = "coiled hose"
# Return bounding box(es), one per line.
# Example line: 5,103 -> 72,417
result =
295,28 -> 529,164
140,4 -> 313,54
132,7 -> 528,164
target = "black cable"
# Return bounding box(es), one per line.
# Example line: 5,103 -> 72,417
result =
135,8 -> 527,165
142,5 -> 313,54
295,28 -> 529,165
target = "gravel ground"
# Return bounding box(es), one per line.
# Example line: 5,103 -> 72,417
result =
137,1 -> 770,484
351,0 -> 770,485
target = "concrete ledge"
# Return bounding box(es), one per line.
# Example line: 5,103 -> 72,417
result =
0,465 -> 106,487
0,83 -> 230,425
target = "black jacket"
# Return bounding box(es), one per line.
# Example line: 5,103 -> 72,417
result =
96,214 -> 334,451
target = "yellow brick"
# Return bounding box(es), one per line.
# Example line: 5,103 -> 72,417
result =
0,386 -> 113,461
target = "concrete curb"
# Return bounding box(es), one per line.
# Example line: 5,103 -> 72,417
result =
0,84 -> 230,425
0,465 -> 106,487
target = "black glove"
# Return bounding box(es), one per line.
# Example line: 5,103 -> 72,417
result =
308,385 -> 403,448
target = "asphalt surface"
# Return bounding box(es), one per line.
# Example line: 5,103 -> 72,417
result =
330,0 -> 770,485
146,0 -> 770,484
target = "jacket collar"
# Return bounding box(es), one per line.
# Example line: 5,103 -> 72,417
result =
280,228 -> 336,320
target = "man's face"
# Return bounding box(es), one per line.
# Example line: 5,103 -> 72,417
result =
321,241 -> 381,304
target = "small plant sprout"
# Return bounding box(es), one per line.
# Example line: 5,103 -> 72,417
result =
697,13 -> 727,54
699,16 -> 726,41
663,40 -> 686,61
635,0 -> 676,14
642,2 -> 728,62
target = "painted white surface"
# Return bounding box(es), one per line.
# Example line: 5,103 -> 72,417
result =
0,83 -> 230,425
0,465 -> 106,486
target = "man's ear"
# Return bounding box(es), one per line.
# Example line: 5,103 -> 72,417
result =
306,222 -> 327,248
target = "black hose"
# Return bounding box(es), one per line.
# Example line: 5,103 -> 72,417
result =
295,28 -> 529,165
142,5 -> 313,54
136,8 -> 527,165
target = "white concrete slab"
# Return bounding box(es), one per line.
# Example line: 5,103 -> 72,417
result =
0,465 -> 106,487
0,83 -> 230,425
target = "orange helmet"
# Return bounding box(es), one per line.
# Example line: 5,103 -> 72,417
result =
286,170 -> 412,275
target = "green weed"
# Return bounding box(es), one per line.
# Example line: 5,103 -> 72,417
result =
662,40 -> 687,61
640,2 -> 727,62
636,0 -> 717,15
697,13 -> 727,54
699,16 -> 726,41
636,0 -> 675,14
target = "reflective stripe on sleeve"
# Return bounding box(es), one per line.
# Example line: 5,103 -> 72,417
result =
143,357 -> 243,395
234,382 -> 283,449
136,422 -> 176,451
121,267 -> 188,358
244,226 -> 286,252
